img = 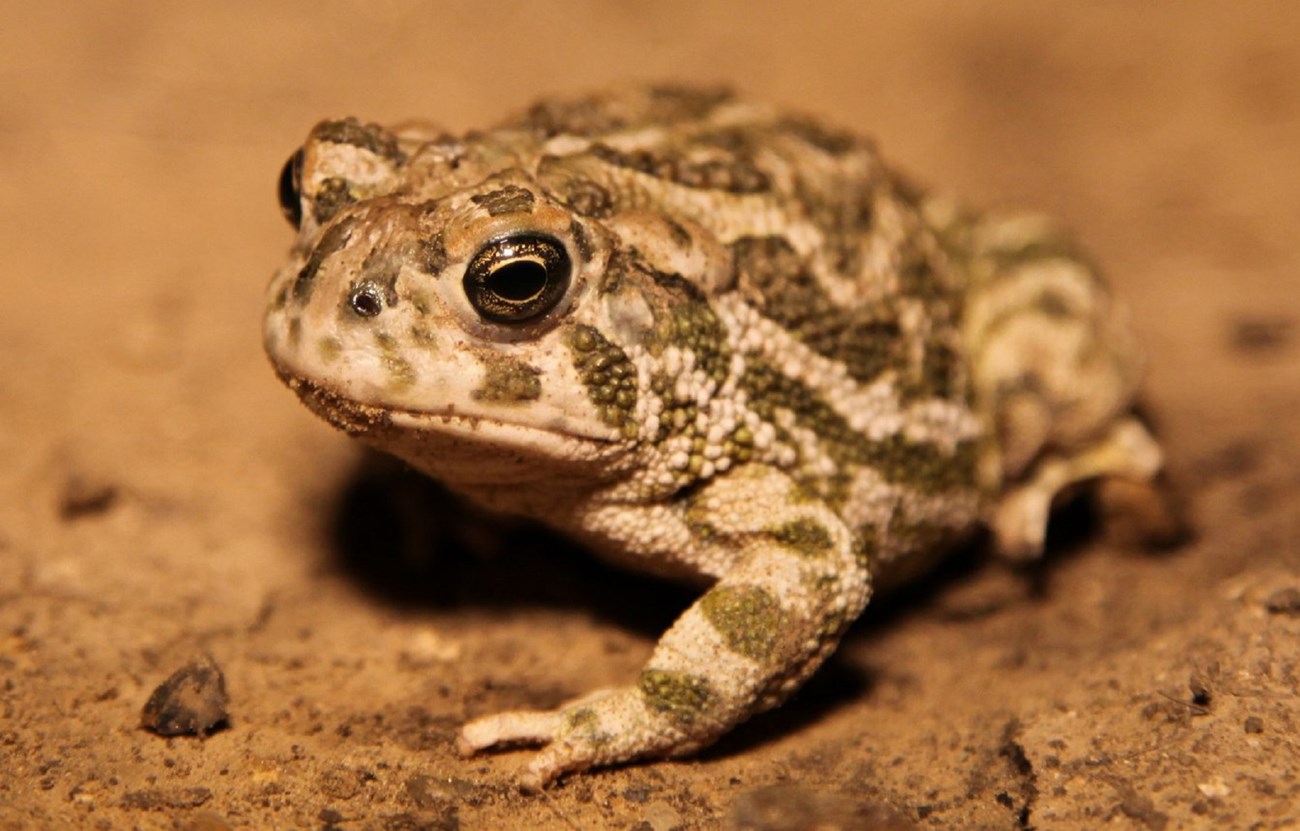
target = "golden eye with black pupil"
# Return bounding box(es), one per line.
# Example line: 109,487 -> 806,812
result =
348,282 -> 384,318
463,234 -> 571,324
278,148 -> 305,228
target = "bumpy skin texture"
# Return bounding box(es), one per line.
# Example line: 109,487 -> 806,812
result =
264,86 -> 1169,789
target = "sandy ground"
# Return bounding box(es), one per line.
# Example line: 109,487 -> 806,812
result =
2,3 -> 1299,829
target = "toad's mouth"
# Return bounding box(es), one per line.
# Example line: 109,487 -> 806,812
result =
278,373 -> 624,452
279,373 -> 394,436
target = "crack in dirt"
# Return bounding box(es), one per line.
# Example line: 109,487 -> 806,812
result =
999,719 -> 1038,830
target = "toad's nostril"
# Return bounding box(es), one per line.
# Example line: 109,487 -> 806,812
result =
348,283 -> 385,317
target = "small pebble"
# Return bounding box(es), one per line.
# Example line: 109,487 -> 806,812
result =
141,655 -> 230,737
1263,586 -> 1300,616
59,474 -> 118,520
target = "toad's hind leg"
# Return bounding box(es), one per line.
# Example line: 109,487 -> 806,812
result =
951,209 -> 1184,560
990,417 -> 1176,560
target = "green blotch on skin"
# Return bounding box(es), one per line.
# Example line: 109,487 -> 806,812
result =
589,141 -> 768,194
312,176 -> 356,225
566,707 -> 598,730
313,117 -> 404,163
683,495 -> 723,545
790,478 -> 825,505
382,354 -> 416,391
563,706 -> 609,746
639,669 -> 712,725
731,235 -> 912,385
595,249 -> 638,295
687,519 -> 720,545
410,326 -> 437,349
905,341 -> 959,401
976,280 -> 1095,356
895,238 -> 948,304
906,438 -> 979,494
317,336 -> 342,363
740,358 -> 979,498
805,571 -> 840,601
651,371 -> 699,443
472,355 -> 542,404
470,184 -> 536,216
370,330 -> 416,391
726,425 -> 756,464
767,517 -> 834,557
699,584 -> 785,663
650,272 -> 730,386
566,324 -> 638,437
853,524 -> 879,570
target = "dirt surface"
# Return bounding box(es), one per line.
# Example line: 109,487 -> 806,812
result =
3,3 -> 1299,829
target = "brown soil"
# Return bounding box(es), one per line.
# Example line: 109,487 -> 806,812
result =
2,3 -> 1298,829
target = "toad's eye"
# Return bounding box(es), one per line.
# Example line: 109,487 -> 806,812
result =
278,148 -> 305,228
463,234 -> 572,324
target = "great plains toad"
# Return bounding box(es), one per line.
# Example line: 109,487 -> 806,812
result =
264,85 -> 1178,790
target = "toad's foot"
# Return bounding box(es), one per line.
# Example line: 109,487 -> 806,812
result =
991,417 -> 1168,561
457,687 -> 707,792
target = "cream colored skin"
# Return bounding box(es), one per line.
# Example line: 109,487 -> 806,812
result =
264,87 -> 1171,790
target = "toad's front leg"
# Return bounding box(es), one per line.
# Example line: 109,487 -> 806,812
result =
457,488 -> 871,790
